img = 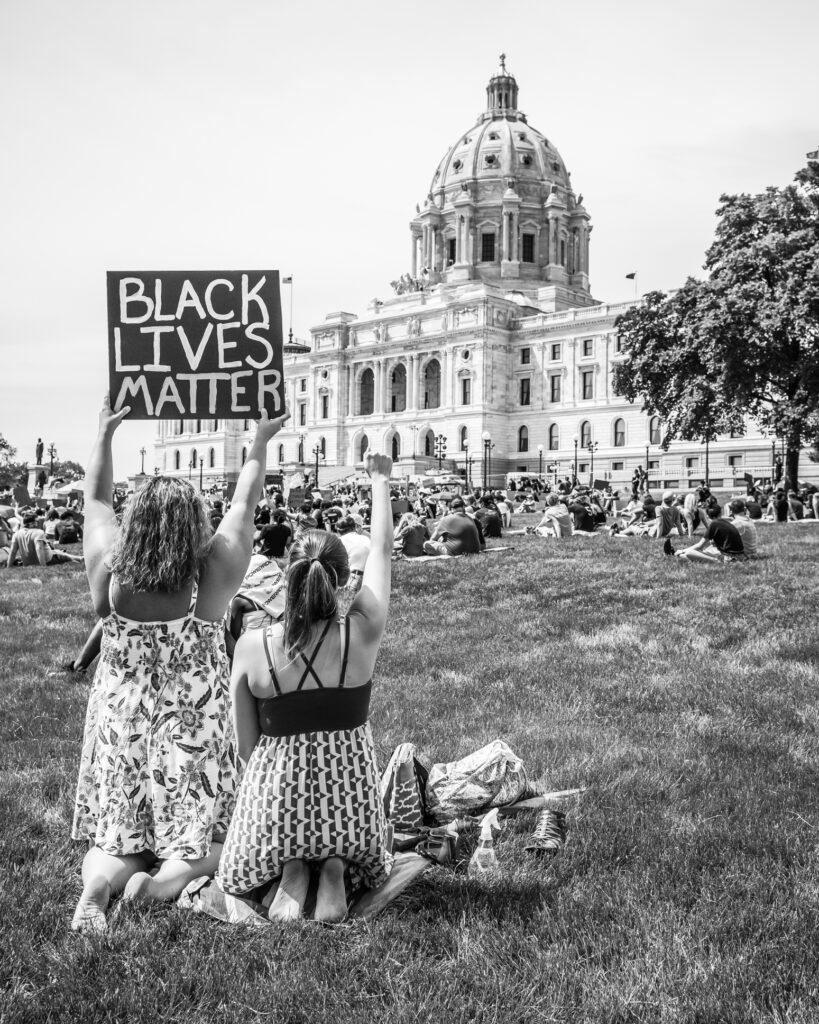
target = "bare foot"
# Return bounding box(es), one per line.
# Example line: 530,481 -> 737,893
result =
314,858 -> 347,924
71,877 -> 110,933
268,860 -> 309,922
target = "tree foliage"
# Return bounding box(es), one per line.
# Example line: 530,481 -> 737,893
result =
613,159 -> 819,483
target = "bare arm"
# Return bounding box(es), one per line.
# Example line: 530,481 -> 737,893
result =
84,396 -> 131,613
230,636 -> 261,765
348,453 -> 393,666
198,409 -> 289,618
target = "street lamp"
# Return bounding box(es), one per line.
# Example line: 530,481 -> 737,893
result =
297,433 -> 305,465
463,439 -> 472,491
482,431 -> 492,490
704,437 -> 710,487
47,442 -> 57,480
586,441 -> 599,485
537,443 -> 543,479
572,434 -> 578,484
140,446 -> 146,475
312,443 -> 324,488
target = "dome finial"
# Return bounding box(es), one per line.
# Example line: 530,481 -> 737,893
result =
499,52 -> 507,73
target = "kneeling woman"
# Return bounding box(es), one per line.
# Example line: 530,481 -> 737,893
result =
217,452 -> 394,923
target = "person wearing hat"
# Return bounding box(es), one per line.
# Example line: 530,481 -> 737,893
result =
422,497 -> 484,556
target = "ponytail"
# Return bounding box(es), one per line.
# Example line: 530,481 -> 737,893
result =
283,530 -> 350,657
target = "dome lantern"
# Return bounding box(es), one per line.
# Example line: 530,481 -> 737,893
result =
486,54 -> 519,116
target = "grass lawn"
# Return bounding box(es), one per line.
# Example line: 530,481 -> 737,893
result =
1,522 -> 818,1023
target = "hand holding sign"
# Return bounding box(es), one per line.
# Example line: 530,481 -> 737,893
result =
255,406 -> 291,444
98,393 -> 132,437
107,270 -> 285,420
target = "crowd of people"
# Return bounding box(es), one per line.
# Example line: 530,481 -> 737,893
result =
7,405 -> 816,931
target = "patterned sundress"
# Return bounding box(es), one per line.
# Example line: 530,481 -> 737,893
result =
217,617 -> 393,895
71,577 -> 238,860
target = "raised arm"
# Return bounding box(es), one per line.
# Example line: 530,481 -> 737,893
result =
84,396 -> 131,612
198,409 -> 289,615
230,634 -> 262,765
348,452 -> 393,658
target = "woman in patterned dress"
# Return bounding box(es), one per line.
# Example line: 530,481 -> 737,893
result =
70,396 -> 289,933
217,451 -> 394,923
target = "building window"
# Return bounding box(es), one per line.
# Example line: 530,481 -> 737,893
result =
648,459 -> 660,472
241,447 -> 247,465
612,461 -> 624,471
518,426 -> 529,452
390,364 -> 407,413
582,338 -> 593,357
550,342 -> 561,361
614,418 -> 626,447
560,240 -> 566,265
521,347 -> 530,364
447,238 -> 456,265
191,449 -> 197,469
423,430 -> 434,457
278,443 -> 284,464
481,233 -> 496,262
391,435 -> 400,461
522,234 -> 535,263
298,404 -> 307,427
358,434 -> 368,461
208,447 -> 215,468
580,421 -> 592,448
550,375 -> 561,403
298,438 -> 304,463
300,378 -> 307,393
581,370 -> 593,400
174,450 -> 180,470
685,457 -> 699,472
519,378 -> 531,405
359,368 -> 374,415
649,416 -> 661,445
460,426 -> 468,450
461,377 -> 471,405
548,424 -> 559,451
728,455 -> 743,467
321,394 -> 329,419
320,436 -> 326,457
176,420 -> 184,436
423,359 -> 441,410
615,334 -> 623,354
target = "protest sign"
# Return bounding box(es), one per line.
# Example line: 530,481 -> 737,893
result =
107,271 -> 284,419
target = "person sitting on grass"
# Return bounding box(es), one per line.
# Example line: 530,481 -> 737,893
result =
726,498 -> 759,558
422,497 -> 485,556
675,502 -> 744,563
532,493 -> 573,538
2,510 -> 84,567
70,395 -> 289,934
567,493 -> 600,535
393,510 -> 429,557
473,494 -> 503,539
217,452 -> 394,924
651,490 -> 686,539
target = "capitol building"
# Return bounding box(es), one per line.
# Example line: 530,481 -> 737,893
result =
154,61 -> 774,492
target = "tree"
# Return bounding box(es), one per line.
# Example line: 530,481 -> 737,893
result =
52,459 -> 85,481
614,157 -> 819,487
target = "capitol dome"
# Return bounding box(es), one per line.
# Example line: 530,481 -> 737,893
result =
409,58 -> 593,303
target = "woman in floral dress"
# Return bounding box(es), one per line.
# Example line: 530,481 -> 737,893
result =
70,396 -> 288,933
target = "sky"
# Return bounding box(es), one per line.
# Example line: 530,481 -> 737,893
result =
1,0 -> 816,476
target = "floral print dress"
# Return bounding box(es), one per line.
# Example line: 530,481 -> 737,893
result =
72,577 -> 237,860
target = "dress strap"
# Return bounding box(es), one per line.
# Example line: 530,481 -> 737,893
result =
187,577 -> 199,617
262,626 -> 283,697
339,616 -> 352,688
296,617 -> 334,690
107,574 -> 116,615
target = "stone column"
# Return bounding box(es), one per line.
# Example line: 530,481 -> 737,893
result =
411,234 -> 419,277
348,365 -> 355,417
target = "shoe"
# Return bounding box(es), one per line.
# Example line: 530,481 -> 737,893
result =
663,538 -> 674,556
524,808 -> 567,857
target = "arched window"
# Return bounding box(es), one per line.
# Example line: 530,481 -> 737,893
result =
460,426 -> 468,451
390,364 -> 407,413
174,450 -> 180,470
277,443 -> 284,464
614,418 -> 626,447
241,447 -> 247,465
177,420 -> 184,436
359,369 -> 374,415
649,416 -> 661,446
191,449 -> 198,468
214,420 -> 221,431
518,426 -> 529,452
208,447 -> 215,468
548,424 -> 559,451
319,436 -> 326,457
580,421 -> 591,448
391,434 -> 400,461
359,434 -> 369,461
196,419 -> 202,434
297,438 -> 304,463
423,359 -> 441,409
423,430 -> 434,457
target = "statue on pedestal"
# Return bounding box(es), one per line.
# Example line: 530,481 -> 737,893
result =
35,438 -> 44,465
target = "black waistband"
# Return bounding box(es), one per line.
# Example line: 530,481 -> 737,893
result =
257,681 -> 372,737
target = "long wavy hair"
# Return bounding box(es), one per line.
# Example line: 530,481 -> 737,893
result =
283,529 -> 350,657
108,477 -> 213,593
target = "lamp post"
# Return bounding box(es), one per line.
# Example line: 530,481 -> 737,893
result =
482,431 -> 492,490
572,435 -> 578,485
586,441 -> 599,485
463,439 -> 471,491
705,438 -> 710,487
139,447 -> 146,475
645,444 -> 649,483
199,459 -> 204,492
47,442 -> 57,480
312,443 -> 323,488
297,433 -> 305,465
537,443 -> 543,479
